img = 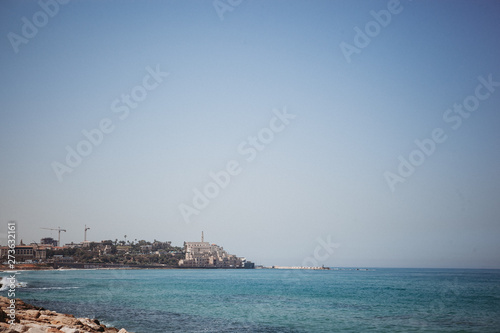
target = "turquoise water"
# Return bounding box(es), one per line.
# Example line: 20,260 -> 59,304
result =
3,268 -> 500,332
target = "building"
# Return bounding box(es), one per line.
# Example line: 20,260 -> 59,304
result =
0,246 -> 9,260
116,245 -> 131,253
0,242 -> 46,263
53,255 -> 74,262
140,245 -> 153,254
32,245 -> 47,261
14,245 -> 34,262
98,244 -> 112,256
64,242 -> 83,249
178,232 -> 251,268
41,237 -> 58,247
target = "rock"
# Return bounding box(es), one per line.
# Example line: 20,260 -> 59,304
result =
0,310 -> 8,323
46,328 -> 63,333
0,328 -> 19,333
26,328 -> 46,333
0,297 -> 129,333
6,323 -> 27,332
39,311 -> 54,316
50,316 -> 80,326
77,318 -> 104,332
38,315 -> 53,323
60,328 -> 81,333
24,310 -> 40,320
61,327 -> 81,333
25,323 -> 49,333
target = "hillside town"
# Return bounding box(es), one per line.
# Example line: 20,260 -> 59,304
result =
179,232 -> 254,268
0,230 -> 254,269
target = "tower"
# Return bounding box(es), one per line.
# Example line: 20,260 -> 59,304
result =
84,225 -> 90,242
201,231 -> 204,243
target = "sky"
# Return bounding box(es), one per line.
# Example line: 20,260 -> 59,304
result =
1,0 -> 499,269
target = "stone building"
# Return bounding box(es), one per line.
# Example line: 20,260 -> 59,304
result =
0,242 -> 46,262
178,232 -> 247,268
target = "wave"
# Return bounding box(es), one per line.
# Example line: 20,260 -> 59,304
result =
0,276 -> 28,291
30,287 -> 80,290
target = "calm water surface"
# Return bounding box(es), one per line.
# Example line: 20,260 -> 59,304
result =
2,268 -> 500,332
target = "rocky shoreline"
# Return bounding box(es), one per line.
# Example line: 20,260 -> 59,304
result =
0,296 -> 130,333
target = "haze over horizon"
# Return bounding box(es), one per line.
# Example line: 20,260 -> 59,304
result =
1,0 -> 499,269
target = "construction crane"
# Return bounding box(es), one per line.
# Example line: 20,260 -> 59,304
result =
40,227 -> 66,246
84,225 -> 90,242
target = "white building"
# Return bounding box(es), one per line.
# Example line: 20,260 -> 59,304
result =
179,233 -> 244,268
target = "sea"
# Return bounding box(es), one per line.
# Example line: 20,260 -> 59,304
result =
1,268 -> 500,332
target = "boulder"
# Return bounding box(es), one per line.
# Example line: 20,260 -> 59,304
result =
25,323 -> 48,332
50,316 -> 79,326
77,318 -> 104,332
39,311 -> 54,316
46,328 -> 64,333
38,315 -> 53,323
24,310 -> 40,320
61,327 -> 81,333
60,328 -> 81,333
0,310 -> 8,323
0,297 -> 130,333
6,323 -> 27,332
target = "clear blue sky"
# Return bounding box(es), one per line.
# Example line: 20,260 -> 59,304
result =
1,0 -> 499,268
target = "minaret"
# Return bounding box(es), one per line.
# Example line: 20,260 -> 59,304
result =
201,231 -> 204,242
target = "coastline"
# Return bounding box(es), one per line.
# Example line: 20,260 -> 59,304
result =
1,264 -> 330,271
0,296 -> 130,333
